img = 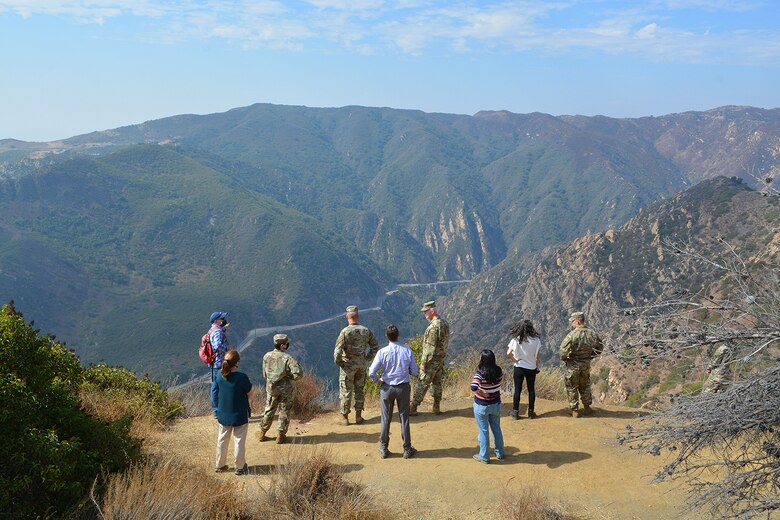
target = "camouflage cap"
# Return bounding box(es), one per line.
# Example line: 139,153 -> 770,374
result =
420,300 -> 436,312
273,333 -> 289,346
570,311 -> 585,323
346,305 -> 358,313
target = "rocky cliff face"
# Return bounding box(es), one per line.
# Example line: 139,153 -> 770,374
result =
443,177 -> 780,404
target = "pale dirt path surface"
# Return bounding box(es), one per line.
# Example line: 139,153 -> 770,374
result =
157,397 -> 699,520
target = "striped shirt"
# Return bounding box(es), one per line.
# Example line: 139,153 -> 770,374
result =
470,369 -> 502,405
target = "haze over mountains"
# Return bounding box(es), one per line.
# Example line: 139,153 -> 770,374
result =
1,103 -> 778,381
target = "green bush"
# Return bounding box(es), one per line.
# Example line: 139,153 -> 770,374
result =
81,364 -> 184,422
0,304 -> 141,518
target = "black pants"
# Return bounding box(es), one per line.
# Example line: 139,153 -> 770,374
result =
513,366 -> 536,412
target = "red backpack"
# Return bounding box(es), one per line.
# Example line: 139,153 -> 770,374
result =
199,328 -> 217,365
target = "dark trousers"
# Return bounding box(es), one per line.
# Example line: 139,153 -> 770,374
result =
513,366 -> 537,412
379,382 -> 412,450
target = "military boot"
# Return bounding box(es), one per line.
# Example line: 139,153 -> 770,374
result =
582,404 -> 593,416
432,401 -> 442,415
571,409 -> 580,418
340,413 -> 350,426
276,433 -> 286,444
409,403 -> 419,416
258,428 -> 271,442
355,411 -> 364,425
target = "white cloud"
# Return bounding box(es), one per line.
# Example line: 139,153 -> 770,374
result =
636,22 -> 659,39
1,0 -> 779,65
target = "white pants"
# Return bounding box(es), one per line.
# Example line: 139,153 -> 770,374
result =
215,422 -> 248,469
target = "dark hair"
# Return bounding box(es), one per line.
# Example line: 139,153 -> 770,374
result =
386,324 -> 399,342
477,349 -> 502,384
221,350 -> 240,379
510,319 -> 540,344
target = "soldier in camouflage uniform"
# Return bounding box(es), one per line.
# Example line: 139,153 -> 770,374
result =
702,343 -> 733,393
259,333 -> 302,444
334,306 -> 379,425
411,300 -> 450,415
559,311 -> 603,418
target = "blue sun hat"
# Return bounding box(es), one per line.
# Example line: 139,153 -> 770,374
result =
209,311 -> 228,323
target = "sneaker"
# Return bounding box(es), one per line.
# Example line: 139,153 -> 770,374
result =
403,447 -> 417,459
528,410 -> 537,419
496,454 -> 506,461
235,463 -> 248,476
379,447 -> 390,459
472,454 -> 489,464
215,465 -> 229,473
509,409 -> 519,420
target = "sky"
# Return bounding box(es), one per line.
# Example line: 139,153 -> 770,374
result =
2,0 -> 780,141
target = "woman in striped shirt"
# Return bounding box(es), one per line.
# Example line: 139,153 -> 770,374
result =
470,349 -> 505,463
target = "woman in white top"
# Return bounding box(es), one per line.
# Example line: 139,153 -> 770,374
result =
506,319 -> 542,419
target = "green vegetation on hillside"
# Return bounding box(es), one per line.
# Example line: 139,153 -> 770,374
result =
0,303 -> 182,518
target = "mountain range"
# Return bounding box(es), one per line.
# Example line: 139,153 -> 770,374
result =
1,103 -> 778,381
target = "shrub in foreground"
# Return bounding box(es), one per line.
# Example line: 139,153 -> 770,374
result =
0,304 -> 141,518
265,447 -> 391,519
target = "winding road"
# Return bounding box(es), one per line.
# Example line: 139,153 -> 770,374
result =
173,280 -> 470,388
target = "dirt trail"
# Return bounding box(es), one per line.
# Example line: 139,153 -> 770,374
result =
158,397 -> 699,519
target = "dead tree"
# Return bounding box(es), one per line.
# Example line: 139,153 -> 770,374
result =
615,235 -> 780,518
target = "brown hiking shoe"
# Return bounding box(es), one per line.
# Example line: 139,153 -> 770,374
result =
258,429 -> 270,442
276,433 -> 286,444
355,411 -> 364,425
432,401 -> 442,415
583,404 -> 593,416
340,413 -> 350,426
409,403 -> 418,416
571,409 -> 580,418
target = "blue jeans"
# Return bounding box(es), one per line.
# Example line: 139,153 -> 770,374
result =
473,401 -> 504,461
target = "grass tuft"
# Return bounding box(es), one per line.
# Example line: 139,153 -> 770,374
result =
498,485 -> 580,520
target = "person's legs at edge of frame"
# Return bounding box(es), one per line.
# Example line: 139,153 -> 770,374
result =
215,423 -> 233,471
473,401 -> 491,462
232,422 -> 248,470
564,365 -> 581,416
397,382 -> 412,451
512,366 -> 524,419
579,366 -> 593,415
378,382 -> 394,457
525,367 -> 537,418
487,402 -> 504,459
259,390 -> 279,439
431,363 -> 444,414
277,397 -> 292,434
412,369 -> 431,410
353,364 -> 367,423
339,365 -> 356,421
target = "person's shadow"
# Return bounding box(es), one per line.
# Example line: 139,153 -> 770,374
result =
293,431 -> 377,444
513,450 -> 592,468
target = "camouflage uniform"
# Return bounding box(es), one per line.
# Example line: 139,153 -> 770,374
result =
559,324 -> 603,411
334,324 -> 379,415
413,316 -> 450,406
260,348 -> 302,434
702,344 -> 732,393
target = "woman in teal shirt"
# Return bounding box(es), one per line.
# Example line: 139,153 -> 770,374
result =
212,350 -> 253,475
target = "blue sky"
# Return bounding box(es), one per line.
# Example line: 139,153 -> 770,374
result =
2,0 -> 779,141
